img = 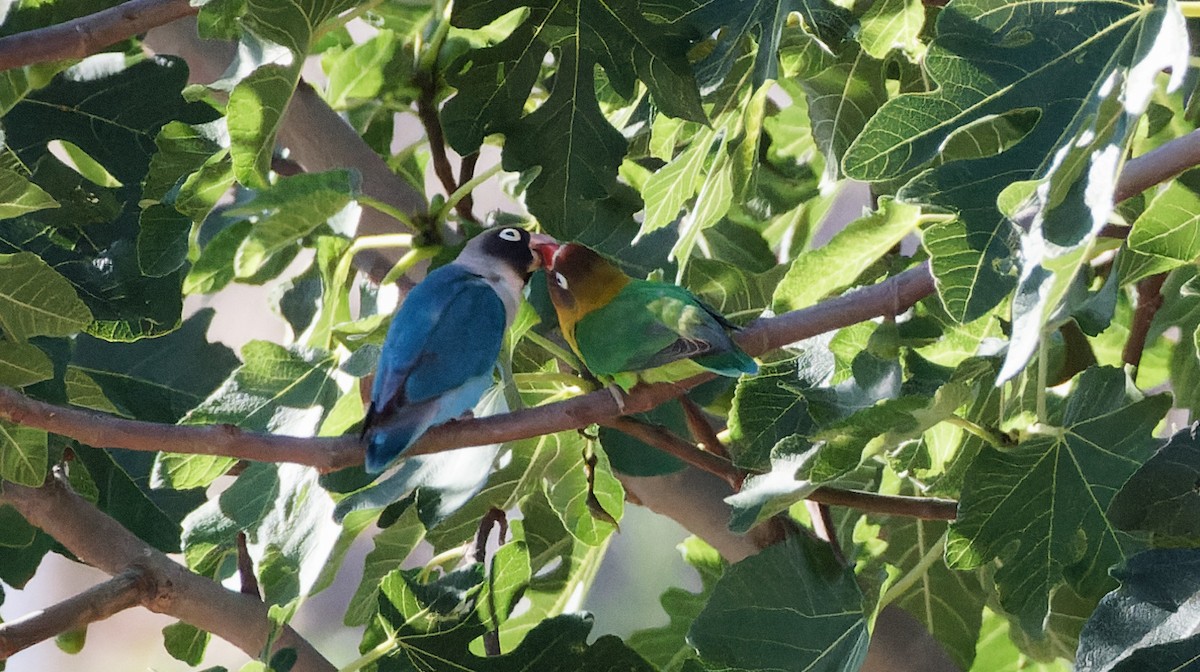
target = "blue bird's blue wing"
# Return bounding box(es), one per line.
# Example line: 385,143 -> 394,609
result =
364,266 -> 507,472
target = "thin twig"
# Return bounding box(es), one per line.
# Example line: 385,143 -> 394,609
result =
0,568 -> 152,659
678,395 -> 730,461
807,487 -> 958,521
1122,273 -> 1167,378
603,417 -> 743,489
0,0 -> 197,71
805,500 -> 845,564
236,531 -> 260,599
416,77 -> 464,209
457,152 -> 479,218
474,509 -> 507,657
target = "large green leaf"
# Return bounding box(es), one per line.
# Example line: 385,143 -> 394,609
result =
0,252 -> 91,341
0,422 -> 46,487
690,534 -> 869,672
221,169 -> 359,278
0,166 -> 58,219
71,309 -> 239,424
156,341 -> 340,490
845,0 -> 1188,323
779,24 -> 888,183
0,341 -> 53,388
442,0 -> 704,244
0,54 -> 214,341
72,446 -> 191,553
222,0 -> 359,186
5,55 -> 210,185
344,507 -> 425,627
772,199 -> 921,313
947,367 -> 1170,635
878,519 -> 985,670
727,346 -> 833,471
1116,181 -> 1200,285
1076,549 -> 1200,672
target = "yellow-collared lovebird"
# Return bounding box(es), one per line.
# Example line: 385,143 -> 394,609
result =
532,241 -> 757,391
362,227 -> 555,472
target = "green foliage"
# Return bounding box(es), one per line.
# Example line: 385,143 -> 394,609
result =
2,0 -> 1198,670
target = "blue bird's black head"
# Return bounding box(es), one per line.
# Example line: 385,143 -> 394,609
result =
465,227 -> 541,281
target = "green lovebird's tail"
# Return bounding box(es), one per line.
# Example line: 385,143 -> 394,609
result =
695,348 -> 758,377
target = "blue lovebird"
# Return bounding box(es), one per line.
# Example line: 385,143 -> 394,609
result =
361,227 -> 553,472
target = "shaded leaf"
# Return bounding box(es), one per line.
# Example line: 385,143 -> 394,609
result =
1109,424 -> 1200,544
947,367 -> 1171,634
690,534 -> 868,672
1077,549 -> 1200,672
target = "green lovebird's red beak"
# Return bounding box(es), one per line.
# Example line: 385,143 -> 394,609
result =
529,233 -> 559,270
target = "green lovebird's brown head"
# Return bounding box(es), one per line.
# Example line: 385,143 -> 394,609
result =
537,242 -> 630,315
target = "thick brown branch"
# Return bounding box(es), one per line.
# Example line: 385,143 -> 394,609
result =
0,262 -> 938,476
0,568 -> 150,659
0,0 -> 197,71
1117,129 -> 1200,203
0,474 -> 334,672
0,388 -> 360,471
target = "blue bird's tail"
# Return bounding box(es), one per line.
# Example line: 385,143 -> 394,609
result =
365,424 -> 423,473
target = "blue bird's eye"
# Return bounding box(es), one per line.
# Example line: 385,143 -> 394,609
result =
499,228 -> 522,242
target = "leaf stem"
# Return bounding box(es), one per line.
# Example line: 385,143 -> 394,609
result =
436,163 -> 504,220
1179,1 -> 1200,17
338,633 -> 397,672
512,372 -> 589,389
1036,333 -> 1049,424
943,415 -> 1008,450
522,330 -> 583,371
877,529 -> 947,611
381,246 -> 439,286
358,195 -> 418,231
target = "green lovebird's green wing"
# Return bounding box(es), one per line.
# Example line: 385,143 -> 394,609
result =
573,280 -> 755,378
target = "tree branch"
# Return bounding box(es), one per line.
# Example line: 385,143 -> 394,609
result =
1117,129 -> 1200,203
1122,273 -> 1167,378
602,417 -> 742,489
0,474 -> 334,672
0,568 -> 150,659
808,488 -> 958,521
0,260 -> 938,477
0,388 -> 360,471
0,0 -> 197,71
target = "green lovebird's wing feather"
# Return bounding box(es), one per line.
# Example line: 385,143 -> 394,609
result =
573,280 -> 755,379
